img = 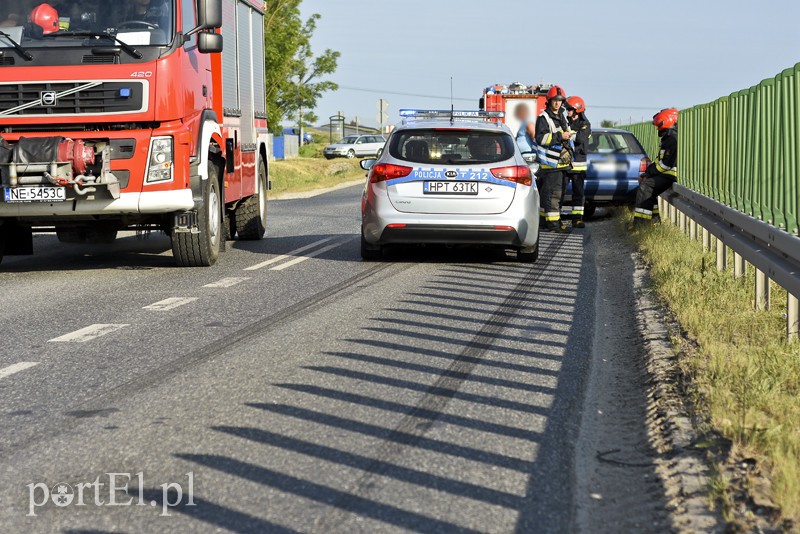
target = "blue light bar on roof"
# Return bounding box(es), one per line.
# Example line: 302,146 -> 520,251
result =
399,109 -> 505,119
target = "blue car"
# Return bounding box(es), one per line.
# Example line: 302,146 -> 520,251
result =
563,127 -> 649,217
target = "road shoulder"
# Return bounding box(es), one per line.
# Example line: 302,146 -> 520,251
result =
574,219 -> 720,532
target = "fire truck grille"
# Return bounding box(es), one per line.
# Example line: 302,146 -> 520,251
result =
0,81 -> 146,116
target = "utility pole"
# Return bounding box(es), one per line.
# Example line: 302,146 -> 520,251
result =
377,99 -> 389,134
296,75 -> 303,147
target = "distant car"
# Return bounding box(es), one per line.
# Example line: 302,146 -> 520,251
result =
324,135 -> 386,159
360,110 -> 540,262
283,128 -> 314,145
562,127 -> 650,217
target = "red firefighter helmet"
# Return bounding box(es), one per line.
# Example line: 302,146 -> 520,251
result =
31,3 -> 59,34
546,85 -> 567,102
565,96 -> 586,113
653,108 -> 678,131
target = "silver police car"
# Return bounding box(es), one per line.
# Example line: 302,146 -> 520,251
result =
360,110 -> 540,262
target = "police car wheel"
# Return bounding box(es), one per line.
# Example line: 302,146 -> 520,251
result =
56,229 -> 86,244
85,229 -> 118,244
360,234 -> 382,261
516,243 -> 539,263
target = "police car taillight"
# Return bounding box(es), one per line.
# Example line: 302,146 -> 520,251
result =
370,163 -> 413,183
490,165 -> 532,186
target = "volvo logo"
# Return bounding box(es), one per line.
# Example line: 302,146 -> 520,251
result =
444,170 -> 458,178
40,91 -> 57,107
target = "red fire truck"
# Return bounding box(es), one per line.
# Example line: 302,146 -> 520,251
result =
0,0 -> 269,266
479,82 -> 552,138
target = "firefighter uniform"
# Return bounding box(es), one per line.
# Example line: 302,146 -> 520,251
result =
634,126 -> 677,222
563,98 -> 591,227
534,99 -> 572,231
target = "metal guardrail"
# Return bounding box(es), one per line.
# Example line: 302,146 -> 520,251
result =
659,183 -> 800,341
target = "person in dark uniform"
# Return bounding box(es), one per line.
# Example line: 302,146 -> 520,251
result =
632,108 -> 678,227
534,85 -> 572,232
563,95 -> 591,228
123,0 -> 170,29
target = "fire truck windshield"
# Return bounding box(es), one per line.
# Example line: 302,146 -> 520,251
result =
0,0 -> 174,47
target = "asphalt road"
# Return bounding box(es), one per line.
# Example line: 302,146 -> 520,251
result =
0,185 -> 668,533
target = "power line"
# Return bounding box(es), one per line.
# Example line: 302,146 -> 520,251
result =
338,85 -> 474,103
336,85 -> 658,111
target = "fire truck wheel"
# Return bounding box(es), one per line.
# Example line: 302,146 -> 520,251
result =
223,211 -> 235,241
235,158 -> 267,240
85,229 -> 118,244
56,229 -> 87,244
171,163 -> 223,267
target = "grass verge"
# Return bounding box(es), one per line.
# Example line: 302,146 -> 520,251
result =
268,157 -> 365,196
623,209 -> 800,525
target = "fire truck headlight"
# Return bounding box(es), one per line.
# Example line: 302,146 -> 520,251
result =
146,136 -> 174,183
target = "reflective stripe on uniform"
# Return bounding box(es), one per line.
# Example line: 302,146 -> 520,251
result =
655,160 -> 677,176
535,146 -> 565,169
572,207 -> 584,215
545,211 -> 560,222
571,161 -> 588,172
535,111 -> 571,170
634,208 -> 653,219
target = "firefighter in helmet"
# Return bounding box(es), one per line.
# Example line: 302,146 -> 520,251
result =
534,85 -> 572,232
563,95 -> 591,228
632,108 -> 678,227
30,3 -> 59,34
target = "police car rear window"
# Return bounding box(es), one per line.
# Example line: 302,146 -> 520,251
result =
588,132 -> 645,155
389,129 -> 515,165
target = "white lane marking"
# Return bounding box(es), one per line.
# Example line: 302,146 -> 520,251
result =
49,324 -> 129,343
203,277 -> 250,288
143,297 -> 198,311
244,237 -> 335,271
0,362 -> 40,380
270,240 -> 349,271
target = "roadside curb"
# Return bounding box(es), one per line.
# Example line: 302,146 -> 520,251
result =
270,179 -> 364,201
632,252 -> 723,533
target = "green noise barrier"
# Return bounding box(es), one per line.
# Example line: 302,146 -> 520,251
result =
622,62 -> 799,235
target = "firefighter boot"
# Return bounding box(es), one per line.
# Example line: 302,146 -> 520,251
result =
627,217 -> 647,231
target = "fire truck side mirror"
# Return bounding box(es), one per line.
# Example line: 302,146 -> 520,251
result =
197,32 -> 223,54
197,0 -> 223,30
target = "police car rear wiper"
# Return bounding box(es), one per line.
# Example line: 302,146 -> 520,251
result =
42,31 -> 142,59
0,30 -> 33,61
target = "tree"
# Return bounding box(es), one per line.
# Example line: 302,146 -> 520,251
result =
600,120 -> 617,128
264,1 -> 340,134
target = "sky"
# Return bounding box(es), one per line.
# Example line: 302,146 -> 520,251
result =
298,0 -> 800,129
